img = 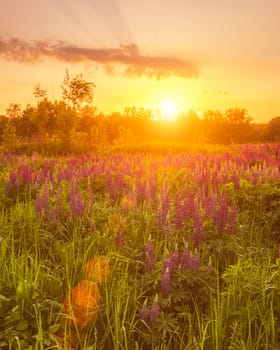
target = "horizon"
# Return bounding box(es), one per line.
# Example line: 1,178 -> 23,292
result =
1,0 -> 280,123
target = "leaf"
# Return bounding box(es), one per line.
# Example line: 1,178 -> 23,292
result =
0,295 -> 10,303
48,323 -> 61,334
16,319 -> 29,331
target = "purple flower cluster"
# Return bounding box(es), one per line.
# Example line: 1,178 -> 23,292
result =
139,295 -> 160,323
145,236 -> 155,270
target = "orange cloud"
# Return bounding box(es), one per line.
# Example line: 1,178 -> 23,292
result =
0,37 -> 198,79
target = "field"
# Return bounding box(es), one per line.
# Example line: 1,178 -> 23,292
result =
0,143 -> 280,349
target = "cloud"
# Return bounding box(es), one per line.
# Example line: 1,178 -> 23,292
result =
0,37 -> 198,79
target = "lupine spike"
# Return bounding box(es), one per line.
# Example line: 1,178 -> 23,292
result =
150,294 -> 160,322
139,298 -> 150,321
160,267 -> 171,298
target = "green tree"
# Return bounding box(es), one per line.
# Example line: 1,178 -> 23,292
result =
265,116 -> 280,142
6,103 -> 22,119
2,121 -> 18,150
61,70 -> 95,111
34,84 -> 47,104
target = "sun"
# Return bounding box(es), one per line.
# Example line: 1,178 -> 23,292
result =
159,100 -> 178,121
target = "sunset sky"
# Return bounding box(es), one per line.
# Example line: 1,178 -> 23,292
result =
0,0 -> 280,122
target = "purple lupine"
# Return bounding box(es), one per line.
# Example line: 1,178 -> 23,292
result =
139,298 -> 150,321
150,295 -> 160,322
69,181 -> 85,217
181,244 -> 191,271
35,183 -> 49,216
186,189 -> 195,218
145,236 -> 155,270
42,183 -> 50,211
192,209 -> 203,247
175,193 -> 185,230
21,165 -> 33,185
6,171 -> 19,194
216,192 -> 228,232
35,193 -> 43,215
170,245 -> 180,271
160,267 -> 171,298
190,254 -> 200,271
116,229 -> 125,248
116,219 -> 126,248
162,255 -> 172,273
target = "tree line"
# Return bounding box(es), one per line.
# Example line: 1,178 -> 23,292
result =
0,71 -> 279,153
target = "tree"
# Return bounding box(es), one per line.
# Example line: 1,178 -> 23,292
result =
2,121 -> 18,149
6,103 -> 22,119
266,116 -> 280,142
224,108 -> 253,143
61,70 -> 95,111
34,84 -> 47,103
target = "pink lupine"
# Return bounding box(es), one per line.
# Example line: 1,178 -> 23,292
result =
181,244 -> 191,271
175,193 -> 185,230
170,245 -> 180,271
150,295 -> 160,322
192,210 -> 203,247
139,298 -> 150,321
190,254 -> 200,271
69,181 -> 85,217
227,206 -> 237,234
160,267 -> 171,298
145,236 -> 155,270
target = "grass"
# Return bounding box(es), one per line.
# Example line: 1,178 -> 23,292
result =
0,144 -> 279,349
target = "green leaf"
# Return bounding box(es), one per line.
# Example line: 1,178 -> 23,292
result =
16,319 -> 29,331
48,323 -> 61,334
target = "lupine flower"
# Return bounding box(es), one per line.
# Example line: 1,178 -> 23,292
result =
150,294 -> 160,322
160,267 -> 171,298
63,280 -> 100,328
227,206 -> 237,235
192,210 -> 203,247
170,244 -> 180,271
181,243 -> 191,271
190,254 -> 200,271
69,181 -> 85,217
175,193 -> 185,230
83,256 -> 110,284
145,236 -> 155,270
139,298 -> 150,321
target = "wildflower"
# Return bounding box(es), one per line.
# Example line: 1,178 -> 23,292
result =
160,267 -> 171,298
192,210 -> 203,247
69,181 -> 85,217
63,280 -> 100,328
181,243 -> 191,271
190,253 -> 200,271
170,244 -> 180,271
145,235 -> 155,270
150,294 -> 160,322
139,298 -> 150,321
83,256 -> 110,284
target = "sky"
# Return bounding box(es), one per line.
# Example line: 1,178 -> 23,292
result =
0,0 -> 280,122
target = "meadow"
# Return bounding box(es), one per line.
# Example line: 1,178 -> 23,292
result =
0,143 -> 280,349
